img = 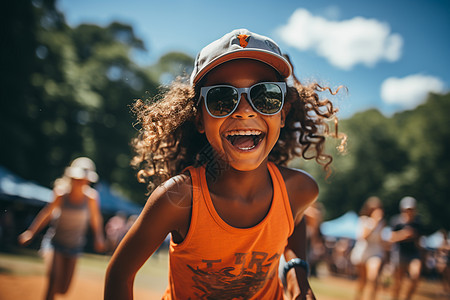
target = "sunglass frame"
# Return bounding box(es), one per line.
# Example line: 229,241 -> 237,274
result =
197,82 -> 287,118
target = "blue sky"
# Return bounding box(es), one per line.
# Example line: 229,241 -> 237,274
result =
58,0 -> 449,118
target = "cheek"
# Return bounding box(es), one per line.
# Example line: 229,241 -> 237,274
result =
195,107 -> 206,133
266,116 -> 283,146
200,111 -> 224,147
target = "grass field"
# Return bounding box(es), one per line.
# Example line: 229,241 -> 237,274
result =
0,249 -> 448,300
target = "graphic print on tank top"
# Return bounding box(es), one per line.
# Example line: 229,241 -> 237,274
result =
187,251 -> 280,299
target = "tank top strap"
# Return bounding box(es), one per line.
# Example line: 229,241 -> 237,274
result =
172,166 -> 201,250
267,162 -> 295,236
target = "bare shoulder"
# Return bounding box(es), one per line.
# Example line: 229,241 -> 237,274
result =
276,165 -> 319,223
48,192 -> 63,209
150,172 -> 193,210
84,186 -> 100,202
140,172 -> 193,241
277,165 -> 318,198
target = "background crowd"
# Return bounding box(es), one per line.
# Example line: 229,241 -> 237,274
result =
1,1 -> 449,299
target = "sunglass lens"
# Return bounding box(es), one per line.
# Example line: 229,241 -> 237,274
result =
206,87 -> 238,117
250,83 -> 283,114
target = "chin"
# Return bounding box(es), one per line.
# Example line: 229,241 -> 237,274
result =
227,158 -> 267,172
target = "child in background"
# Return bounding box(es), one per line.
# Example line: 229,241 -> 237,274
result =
18,157 -> 105,300
351,196 -> 386,300
105,28 -> 345,299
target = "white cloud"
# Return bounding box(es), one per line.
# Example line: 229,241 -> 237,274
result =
381,74 -> 446,109
277,9 -> 403,70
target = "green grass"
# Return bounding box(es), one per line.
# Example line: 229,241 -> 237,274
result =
0,248 -> 169,294
0,250 -> 444,299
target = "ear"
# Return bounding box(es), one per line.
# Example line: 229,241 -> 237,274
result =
280,111 -> 285,128
195,109 -> 205,133
280,103 -> 289,128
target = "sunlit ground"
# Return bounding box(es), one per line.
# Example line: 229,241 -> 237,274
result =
0,250 -> 447,300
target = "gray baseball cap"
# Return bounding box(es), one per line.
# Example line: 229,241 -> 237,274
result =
400,196 -> 417,211
190,29 -> 292,86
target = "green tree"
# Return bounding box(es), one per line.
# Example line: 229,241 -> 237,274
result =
0,0 -> 161,204
148,51 -> 194,84
1,0 -> 76,183
387,93 -> 450,230
295,93 -> 450,233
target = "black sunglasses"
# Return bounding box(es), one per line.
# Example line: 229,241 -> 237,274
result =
197,82 -> 286,118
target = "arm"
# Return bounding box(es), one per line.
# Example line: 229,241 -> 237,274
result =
284,218 -> 315,300
18,192 -> 62,246
281,167 -> 318,300
87,189 -> 106,253
360,209 -> 384,240
104,174 -> 191,300
390,225 -> 417,243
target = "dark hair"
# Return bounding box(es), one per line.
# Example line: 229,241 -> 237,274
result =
359,196 -> 383,216
131,60 -> 346,193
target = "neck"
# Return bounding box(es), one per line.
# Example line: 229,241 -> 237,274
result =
205,160 -> 272,200
70,184 -> 86,199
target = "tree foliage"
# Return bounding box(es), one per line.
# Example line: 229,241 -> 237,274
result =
1,0 -> 159,203
2,1 -> 449,231
295,93 -> 450,233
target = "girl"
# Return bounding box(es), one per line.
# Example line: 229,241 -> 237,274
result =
18,157 -> 105,300
105,29 -> 344,300
351,196 -> 386,300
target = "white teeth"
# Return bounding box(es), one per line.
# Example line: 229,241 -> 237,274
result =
225,130 -> 262,137
237,145 -> 257,151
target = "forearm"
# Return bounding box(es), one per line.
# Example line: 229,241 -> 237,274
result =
284,218 -> 314,299
18,205 -> 55,246
390,228 -> 415,243
104,264 -> 135,300
27,206 -> 54,234
89,202 -> 106,252
91,213 -> 104,239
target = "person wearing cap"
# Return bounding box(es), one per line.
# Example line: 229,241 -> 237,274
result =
18,157 -> 105,300
389,196 -> 423,300
105,29 -> 345,300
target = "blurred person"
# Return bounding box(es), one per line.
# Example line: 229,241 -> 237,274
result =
18,157 -> 105,300
304,202 -> 326,277
350,196 -> 386,300
105,28 -> 346,300
389,196 -> 423,300
333,237 -> 353,277
435,229 -> 450,296
124,214 -> 138,233
105,211 -> 127,254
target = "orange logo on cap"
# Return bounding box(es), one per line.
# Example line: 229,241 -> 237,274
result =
237,34 -> 250,48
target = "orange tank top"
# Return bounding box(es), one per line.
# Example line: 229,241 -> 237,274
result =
162,162 -> 294,299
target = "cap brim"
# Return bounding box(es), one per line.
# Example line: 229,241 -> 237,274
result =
65,167 -> 98,183
192,49 -> 292,85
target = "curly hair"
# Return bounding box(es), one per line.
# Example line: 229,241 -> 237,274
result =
131,64 -> 346,193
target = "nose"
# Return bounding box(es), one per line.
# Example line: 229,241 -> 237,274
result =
231,93 -> 256,119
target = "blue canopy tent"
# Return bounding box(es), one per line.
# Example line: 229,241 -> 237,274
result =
424,230 -> 449,249
0,166 -> 142,216
0,166 -> 53,205
320,211 -> 359,240
96,182 -> 142,216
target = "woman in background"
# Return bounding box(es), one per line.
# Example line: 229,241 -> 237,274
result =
18,157 -> 105,300
351,196 -> 386,300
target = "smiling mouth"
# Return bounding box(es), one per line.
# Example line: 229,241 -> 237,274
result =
224,130 -> 264,151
